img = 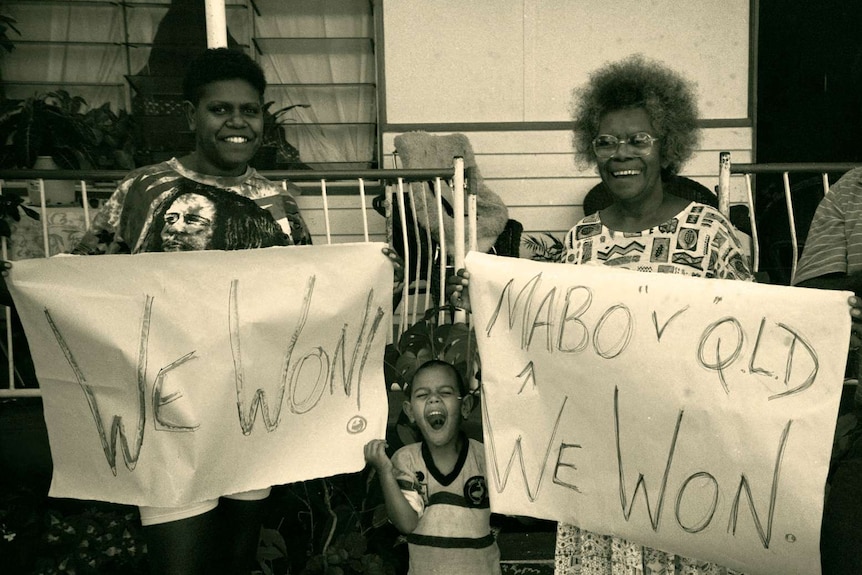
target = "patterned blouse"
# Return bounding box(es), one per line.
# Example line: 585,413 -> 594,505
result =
555,201 -> 751,575
561,202 -> 753,280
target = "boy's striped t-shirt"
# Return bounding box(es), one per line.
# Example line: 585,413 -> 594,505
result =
392,437 -> 501,574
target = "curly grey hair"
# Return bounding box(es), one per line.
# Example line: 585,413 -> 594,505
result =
571,54 -> 700,176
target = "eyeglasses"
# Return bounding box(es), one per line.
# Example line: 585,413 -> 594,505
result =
592,132 -> 659,159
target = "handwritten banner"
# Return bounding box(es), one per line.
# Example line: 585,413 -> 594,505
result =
7,243 -> 391,507
466,252 -> 850,575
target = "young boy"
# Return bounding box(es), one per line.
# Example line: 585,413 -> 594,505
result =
364,360 -> 501,574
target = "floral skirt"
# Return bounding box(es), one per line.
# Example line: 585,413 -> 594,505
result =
554,523 -> 744,575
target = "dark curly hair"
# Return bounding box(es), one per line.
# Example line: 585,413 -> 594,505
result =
182,48 -> 267,104
571,54 -> 700,176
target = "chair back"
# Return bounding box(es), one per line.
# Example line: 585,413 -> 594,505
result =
716,152 -> 862,284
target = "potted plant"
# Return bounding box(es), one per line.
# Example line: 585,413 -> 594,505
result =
384,305 -> 479,390
523,232 -> 564,263
383,305 -> 482,448
0,89 -> 138,171
250,101 -> 309,170
80,101 -> 136,170
0,3 -> 20,54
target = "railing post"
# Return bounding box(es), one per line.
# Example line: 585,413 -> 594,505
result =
395,178 -> 410,335
434,178 -> 448,326
782,172 -> 799,282
718,151 -> 731,217
466,166 -> 478,252
452,157 -> 466,324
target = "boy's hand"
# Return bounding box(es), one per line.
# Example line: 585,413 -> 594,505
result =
383,247 -> 405,294
446,268 -> 471,311
364,439 -> 393,474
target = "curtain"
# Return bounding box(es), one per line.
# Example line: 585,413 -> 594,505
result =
254,0 -> 376,168
1,0 -> 375,167
1,2 -> 145,111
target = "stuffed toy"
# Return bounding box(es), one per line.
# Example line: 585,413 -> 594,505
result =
393,131 -> 509,256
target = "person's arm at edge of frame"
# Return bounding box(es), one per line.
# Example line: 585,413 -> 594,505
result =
363,439 -> 419,534
796,273 -> 862,350
0,261 -> 12,307
795,271 -> 862,294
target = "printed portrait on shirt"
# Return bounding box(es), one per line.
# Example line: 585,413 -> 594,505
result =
138,181 -> 291,253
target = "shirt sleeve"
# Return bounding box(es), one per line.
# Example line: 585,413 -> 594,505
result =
391,447 -> 426,518
279,191 -> 313,246
69,177 -> 134,255
792,187 -> 847,285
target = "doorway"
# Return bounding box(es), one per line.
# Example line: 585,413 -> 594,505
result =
753,0 -> 862,284
757,0 -> 862,164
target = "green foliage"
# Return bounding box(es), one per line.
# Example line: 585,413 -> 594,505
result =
522,233 -> 564,263
0,90 -> 136,169
260,472 -> 403,575
80,102 -> 136,170
383,305 -> 479,392
35,506 -> 146,574
0,193 -> 38,237
0,485 -> 147,575
0,4 -> 20,54
252,101 -> 310,169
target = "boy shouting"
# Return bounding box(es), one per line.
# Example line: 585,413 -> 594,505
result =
364,360 -> 501,574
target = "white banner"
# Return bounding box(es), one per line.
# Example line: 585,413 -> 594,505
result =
7,243 -> 391,507
467,252 -> 850,575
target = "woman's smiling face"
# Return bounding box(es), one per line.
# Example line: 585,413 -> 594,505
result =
595,107 -> 664,204
187,79 -> 264,176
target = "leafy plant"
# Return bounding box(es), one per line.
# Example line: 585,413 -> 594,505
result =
261,473 -> 403,575
522,232 -> 564,263
79,102 -> 136,170
35,505 -> 147,574
383,305 -> 479,393
252,101 -> 310,170
0,485 -> 147,575
0,90 -> 136,170
0,193 -> 39,238
0,4 -> 20,54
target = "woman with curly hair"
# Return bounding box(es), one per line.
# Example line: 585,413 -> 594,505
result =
554,55 -> 752,575
448,55 -> 752,574
561,54 -> 750,279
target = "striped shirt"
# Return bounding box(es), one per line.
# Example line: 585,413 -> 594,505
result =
793,167 -> 862,285
392,437 -> 501,575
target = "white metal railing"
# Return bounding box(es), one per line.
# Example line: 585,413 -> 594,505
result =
0,160 -> 474,397
716,151 -> 862,283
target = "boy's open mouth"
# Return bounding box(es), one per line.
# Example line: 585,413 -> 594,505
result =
426,409 -> 447,430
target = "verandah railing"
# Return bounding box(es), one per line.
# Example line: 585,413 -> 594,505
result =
0,159 -> 475,397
